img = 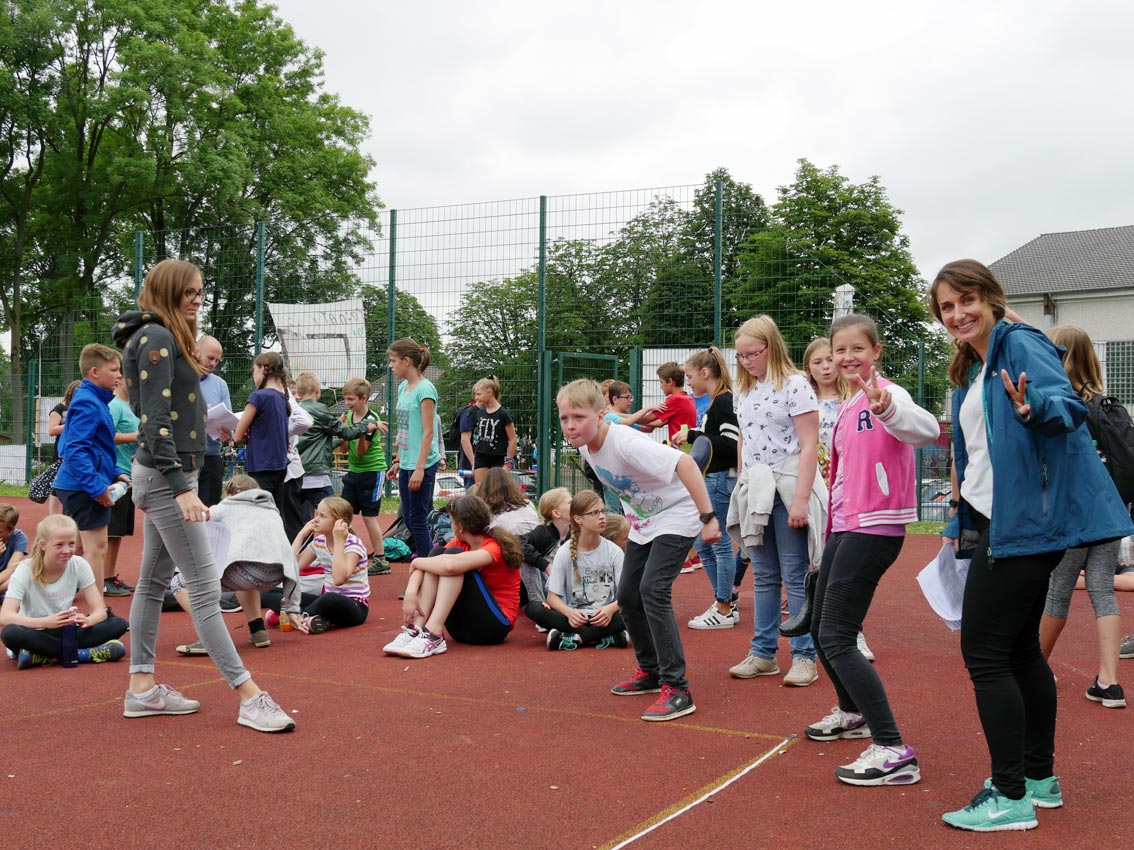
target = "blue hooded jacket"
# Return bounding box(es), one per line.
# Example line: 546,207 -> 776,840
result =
945,320 -> 1133,558
54,379 -> 117,499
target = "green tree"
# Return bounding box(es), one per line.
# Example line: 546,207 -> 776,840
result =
735,159 -> 950,407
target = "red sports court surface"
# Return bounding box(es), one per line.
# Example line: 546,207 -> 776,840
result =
2,498 -> 1131,849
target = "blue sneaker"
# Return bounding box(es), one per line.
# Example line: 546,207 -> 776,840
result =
78,639 -> 126,664
16,649 -> 54,670
983,775 -> 1063,809
942,788 -> 1038,832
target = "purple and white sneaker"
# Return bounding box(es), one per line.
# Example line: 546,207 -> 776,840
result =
835,743 -> 921,786
400,629 -> 447,659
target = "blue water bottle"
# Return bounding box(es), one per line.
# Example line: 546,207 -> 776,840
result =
60,607 -> 79,668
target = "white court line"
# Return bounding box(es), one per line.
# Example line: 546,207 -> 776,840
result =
609,733 -> 796,849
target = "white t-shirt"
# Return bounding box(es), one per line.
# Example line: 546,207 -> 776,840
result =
491,503 -> 540,537
735,373 -> 819,467
581,423 -> 701,543
547,537 -> 624,613
959,364 -> 994,518
6,557 -> 95,618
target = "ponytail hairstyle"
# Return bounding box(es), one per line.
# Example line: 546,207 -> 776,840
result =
1046,324 -> 1105,401
537,487 -> 572,523
27,514 -> 78,586
135,259 -> 207,375
254,351 -> 291,414
61,380 -> 82,408
684,346 -> 733,399
474,374 -> 500,401
447,494 -> 523,569
929,259 -> 1008,388
568,489 -> 604,562
733,315 -> 803,393
223,474 -> 259,496
388,337 -> 431,373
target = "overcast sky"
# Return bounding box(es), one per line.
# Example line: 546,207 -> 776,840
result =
269,0 -> 1133,283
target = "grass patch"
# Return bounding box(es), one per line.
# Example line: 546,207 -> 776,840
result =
0,483 -> 29,499
907,521 -> 945,536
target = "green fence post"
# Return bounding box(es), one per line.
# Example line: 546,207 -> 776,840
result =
385,209 -> 398,493
254,221 -> 266,355
630,346 -> 642,409
536,195 -> 549,497
133,231 -> 144,299
24,357 -> 37,484
714,178 -> 723,346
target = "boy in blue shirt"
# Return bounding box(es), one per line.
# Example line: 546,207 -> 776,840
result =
52,344 -> 130,597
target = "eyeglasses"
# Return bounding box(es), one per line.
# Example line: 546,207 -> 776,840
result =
737,346 -> 768,363
614,394 -> 633,400
579,509 -> 607,519
183,288 -> 205,302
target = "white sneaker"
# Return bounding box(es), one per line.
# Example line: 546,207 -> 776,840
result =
401,629 -> 448,658
237,691 -> 296,733
687,605 -> 736,630
805,706 -> 872,741
783,657 -> 818,687
728,654 -> 779,679
383,626 -> 419,655
857,632 -> 875,662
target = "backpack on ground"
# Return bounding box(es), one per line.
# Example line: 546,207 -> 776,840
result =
1086,395 -> 1134,504
427,505 -> 452,548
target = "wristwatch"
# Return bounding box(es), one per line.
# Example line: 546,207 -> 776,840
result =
699,511 -> 717,524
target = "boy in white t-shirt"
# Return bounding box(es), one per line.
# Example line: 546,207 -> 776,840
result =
557,379 -> 721,722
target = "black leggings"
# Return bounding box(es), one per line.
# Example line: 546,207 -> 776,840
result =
260,589 -> 369,630
961,511 -> 1062,800
1,615 -> 129,658
445,571 -> 513,645
811,532 -> 904,746
524,601 -> 626,645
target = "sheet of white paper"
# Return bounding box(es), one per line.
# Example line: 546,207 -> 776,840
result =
205,521 -> 231,570
205,403 -> 240,441
916,542 -> 971,631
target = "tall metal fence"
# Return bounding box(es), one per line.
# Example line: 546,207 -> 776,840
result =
6,180 -> 1079,520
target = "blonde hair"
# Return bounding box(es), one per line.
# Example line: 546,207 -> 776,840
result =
1046,325 -> 1105,401
537,487 -> 572,523
342,376 -> 371,398
733,315 -> 803,393
27,515 -> 78,586
568,490 -> 604,562
0,504 -> 18,530
318,496 -> 354,525
556,379 -> 605,413
223,474 -> 259,496
79,343 -> 120,376
601,513 -> 629,549
684,346 -> 733,399
294,370 -> 320,397
474,375 -> 500,400
803,337 -> 849,400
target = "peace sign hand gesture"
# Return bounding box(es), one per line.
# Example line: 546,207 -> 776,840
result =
1000,369 -> 1031,418
850,367 -> 891,416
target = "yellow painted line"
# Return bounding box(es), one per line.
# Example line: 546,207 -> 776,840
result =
598,735 -> 799,850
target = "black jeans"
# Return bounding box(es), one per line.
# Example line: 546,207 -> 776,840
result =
524,601 -> 627,645
961,511 -> 1062,800
2,615 -> 129,658
618,533 -> 695,691
811,532 -> 905,746
199,453 -> 225,508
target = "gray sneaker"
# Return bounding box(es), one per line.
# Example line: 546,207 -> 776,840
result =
1120,633 -> 1134,659
123,684 -> 201,717
238,691 -> 296,733
728,654 -> 779,679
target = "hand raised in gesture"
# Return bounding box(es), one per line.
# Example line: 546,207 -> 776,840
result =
850,367 -> 891,416
1000,370 -> 1031,417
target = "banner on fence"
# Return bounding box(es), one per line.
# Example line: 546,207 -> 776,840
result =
267,299 -> 367,387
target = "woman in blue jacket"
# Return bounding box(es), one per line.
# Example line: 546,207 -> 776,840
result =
932,260 -> 1132,832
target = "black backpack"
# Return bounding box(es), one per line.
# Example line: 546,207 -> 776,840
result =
1086,395 -> 1134,504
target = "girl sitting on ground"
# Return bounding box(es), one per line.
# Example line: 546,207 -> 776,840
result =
480,466 -> 540,537
288,496 -> 371,634
602,513 -> 630,551
384,494 -> 523,659
519,486 -> 573,606
174,475 -> 304,655
526,490 -> 628,651
0,515 -> 128,669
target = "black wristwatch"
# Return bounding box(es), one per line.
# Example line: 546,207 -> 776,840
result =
948,499 -> 960,509
699,511 -> 717,524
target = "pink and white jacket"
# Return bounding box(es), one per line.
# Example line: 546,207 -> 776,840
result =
826,378 -> 940,534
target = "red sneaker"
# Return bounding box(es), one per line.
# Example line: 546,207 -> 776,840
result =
641,684 -> 697,722
610,668 -> 662,696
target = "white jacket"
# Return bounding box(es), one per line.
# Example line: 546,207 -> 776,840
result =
726,453 -> 828,570
209,489 -> 302,614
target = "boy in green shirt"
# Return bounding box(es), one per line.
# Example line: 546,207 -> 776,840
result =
338,377 -> 388,563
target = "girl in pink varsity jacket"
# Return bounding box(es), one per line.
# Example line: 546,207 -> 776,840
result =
803,313 -> 939,789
